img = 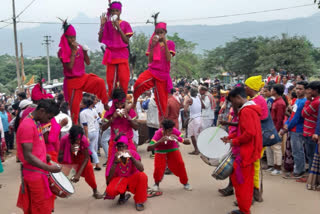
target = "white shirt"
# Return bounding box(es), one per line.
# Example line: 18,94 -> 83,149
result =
190,96 -> 202,119
95,101 -> 104,116
201,96 -> 215,120
80,108 -> 99,132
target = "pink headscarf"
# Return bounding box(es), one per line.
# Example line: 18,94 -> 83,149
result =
107,1 -> 122,18
59,25 -> 76,63
149,22 -> 167,61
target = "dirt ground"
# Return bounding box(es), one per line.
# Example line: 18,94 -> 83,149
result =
0,144 -> 319,214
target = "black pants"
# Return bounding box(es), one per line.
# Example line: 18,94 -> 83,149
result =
5,131 -> 14,151
148,127 -> 158,155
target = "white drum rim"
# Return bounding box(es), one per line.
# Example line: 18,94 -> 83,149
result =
50,172 -> 75,194
197,127 -> 230,159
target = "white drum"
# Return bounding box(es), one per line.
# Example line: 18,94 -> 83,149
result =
55,112 -> 72,132
197,127 -> 230,160
49,171 -> 75,198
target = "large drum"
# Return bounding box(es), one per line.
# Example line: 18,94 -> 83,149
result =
212,151 -> 234,180
49,172 -> 75,198
137,120 -> 149,146
197,127 -> 230,165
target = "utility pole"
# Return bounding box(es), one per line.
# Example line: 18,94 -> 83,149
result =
42,36 -> 53,83
20,42 -> 25,90
12,0 -> 22,91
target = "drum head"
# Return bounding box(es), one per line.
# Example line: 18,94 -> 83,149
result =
55,112 -> 72,132
197,127 -> 230,159
51,172 -> 75,194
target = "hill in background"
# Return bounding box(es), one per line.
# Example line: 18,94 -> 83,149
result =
1,12 -> 320,56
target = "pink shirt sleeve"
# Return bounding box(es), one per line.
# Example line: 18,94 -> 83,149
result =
172,128 -> 183,142
122,21 -> 133,37
151,129 -> 163,143
128,109 -> 137,119
167,40 -> 176,56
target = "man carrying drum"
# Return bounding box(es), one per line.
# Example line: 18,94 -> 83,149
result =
221,87 -> 263,214
16,99 -> 62,214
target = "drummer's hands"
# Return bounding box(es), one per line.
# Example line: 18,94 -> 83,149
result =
219,120 -> 228,126
71,174 -> 80,183
59,118 -> 68,128
47,164 -> 62,173
221,136 -> 232,144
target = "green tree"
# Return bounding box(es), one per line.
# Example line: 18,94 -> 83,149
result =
129,33 -> 149,77
256,34 -> 316,76
168,33 -> 200,78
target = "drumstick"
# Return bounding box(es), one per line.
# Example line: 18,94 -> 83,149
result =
208,125 -> 222,144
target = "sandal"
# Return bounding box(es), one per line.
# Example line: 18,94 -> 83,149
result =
94,167 -> 102,171
136,203 -> 145,211
118,194 -> 131,205
296,177 -> 308,183
147,190 -> 163,198
218,186 -> 234,197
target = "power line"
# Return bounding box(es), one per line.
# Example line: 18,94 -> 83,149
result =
0,17 -> 12,23
16,0 -> 37,18
9,3 -> 316,26
0,22 -> 12,30
164,3 -> 316,23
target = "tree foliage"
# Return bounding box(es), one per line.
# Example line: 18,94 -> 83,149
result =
1,33 -> 320,94
168,33 -> 200,78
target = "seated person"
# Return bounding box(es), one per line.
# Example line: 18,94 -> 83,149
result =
105,135 -> 147,211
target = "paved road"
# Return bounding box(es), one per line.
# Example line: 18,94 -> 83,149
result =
1,144 -> 319,214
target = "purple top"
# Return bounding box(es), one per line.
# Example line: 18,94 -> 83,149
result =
101,20 -> 133,60
151,128 -> 183,153
252,95 -> 268,120
60,134 -> 91,164
114,150 -> 141,177
146,40 -> 176,92
58,45 -> 86,78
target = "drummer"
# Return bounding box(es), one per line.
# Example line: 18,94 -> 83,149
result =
58,125 -> 103,199
147,119 -> 192,192
221,87 -> 263,214
16,99 -> 62,214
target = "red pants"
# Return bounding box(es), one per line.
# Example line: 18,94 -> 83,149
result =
17,178 -> 53,214
67,73 -> 108,124
134,70 -> 168,120
47,151 -> 58,163
231,163 -> 254,214
106,59 -> 130,97
64,154 -> 98,190
154,150 -> 188,185
106,172 -> 148,204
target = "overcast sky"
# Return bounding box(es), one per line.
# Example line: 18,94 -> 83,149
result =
0,0 -> 319,29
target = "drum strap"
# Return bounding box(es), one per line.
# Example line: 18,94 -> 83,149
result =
20,164 -> 49,194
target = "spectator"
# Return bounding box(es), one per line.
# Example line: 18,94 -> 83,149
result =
270,84 -> 286,175
283,81 -> 308,178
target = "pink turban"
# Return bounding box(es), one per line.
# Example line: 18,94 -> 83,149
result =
58,25 -> 76,63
